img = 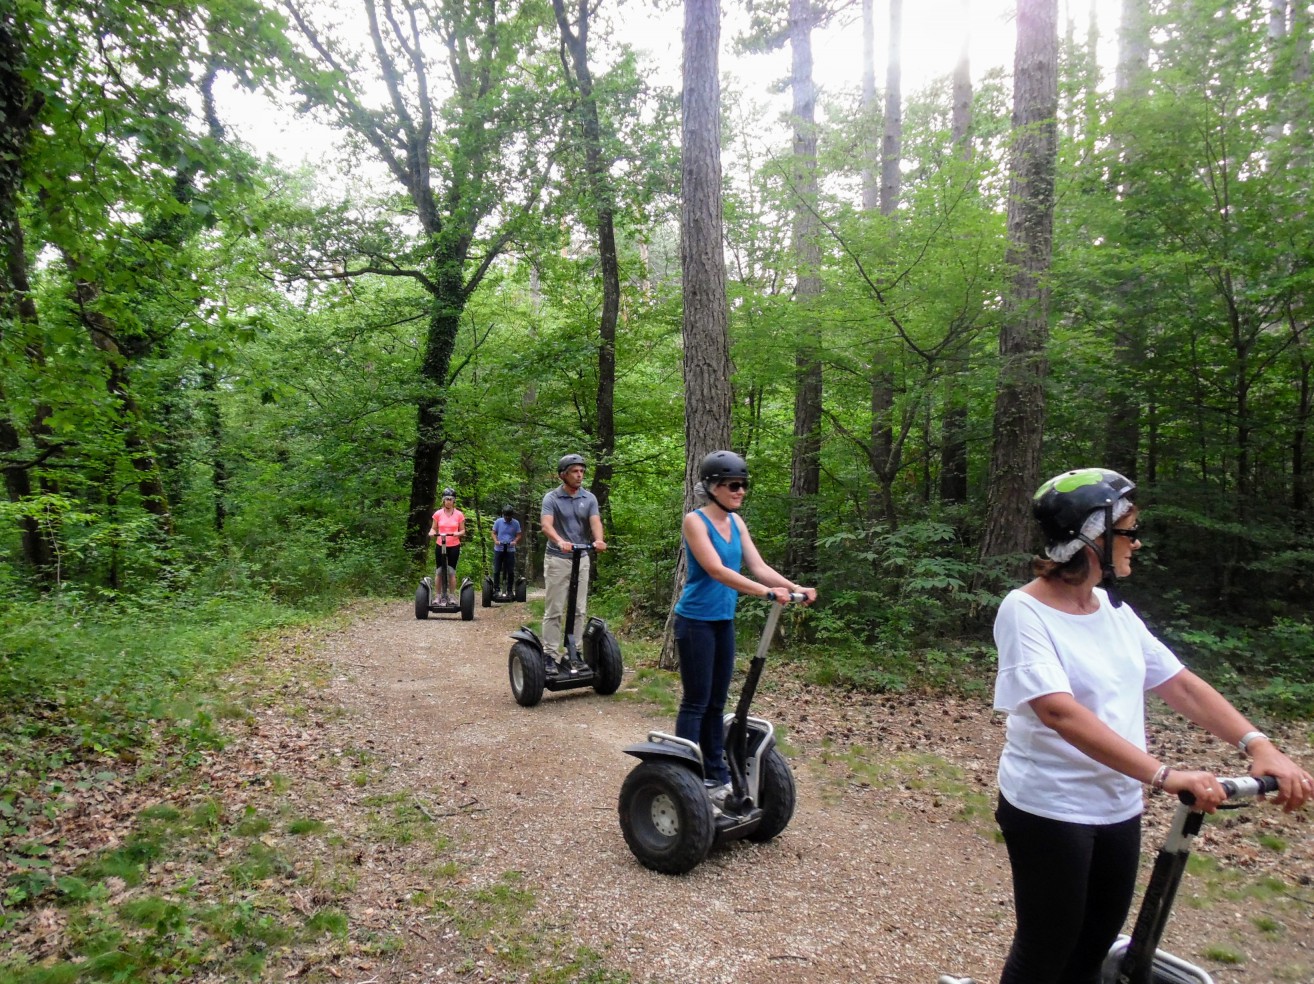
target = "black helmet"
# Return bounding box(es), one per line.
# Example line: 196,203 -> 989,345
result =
699,450 -> 748,486
501,504 -> 514,517
442,487 -> 456,500
1032,468 -> 1135,544
557,453 -> 586,475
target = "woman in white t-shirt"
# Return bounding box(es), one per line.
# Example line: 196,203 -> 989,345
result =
976,468 -> 1310,984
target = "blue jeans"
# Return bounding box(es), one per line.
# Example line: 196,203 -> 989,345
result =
996,794 -> 1141,984
674,614 -> 736,785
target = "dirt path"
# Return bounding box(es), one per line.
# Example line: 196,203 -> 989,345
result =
304,598 -> 1313,984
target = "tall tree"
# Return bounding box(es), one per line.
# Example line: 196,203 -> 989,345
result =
939,0 -> 974,504
661,0 -> 733,667
979,0 -> 1059,570
786,0 -> 823,576
551,0 -> 618,519
0,8 -> 52,572
867,0 -> 902,528
283,0 -> 562,556
1102,0 -> 1151,480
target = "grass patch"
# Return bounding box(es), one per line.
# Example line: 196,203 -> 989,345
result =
616,666 -> 680,716
812,744 -> 993,823
0,591 -> 310,855
1256,832 -> 1287,853
1201,945 -> 1244,965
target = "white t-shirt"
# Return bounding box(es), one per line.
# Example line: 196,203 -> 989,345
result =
993,587 -> 1184,825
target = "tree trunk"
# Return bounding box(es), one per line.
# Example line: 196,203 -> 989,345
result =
978,0 -> 1058,573
787,0 -> 822,577
0,11 -> 53,574
66,274 -> 174,529
406,287 -> 461,554
1103,0 -> 1150,479
939,0 -> 973,505
551,0 -> 619,521
660,0 -> 733,668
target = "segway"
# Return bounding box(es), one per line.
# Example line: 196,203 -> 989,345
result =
937,774 -> 1282,984
616,592 -> 803,875
415,533 -> 475,620
482,549 -> 527,607
507,544 -> 622,706
1101,774 -> 1280,984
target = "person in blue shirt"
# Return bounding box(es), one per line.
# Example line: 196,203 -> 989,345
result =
491,505 -> 523,595
674,450 -> 816,808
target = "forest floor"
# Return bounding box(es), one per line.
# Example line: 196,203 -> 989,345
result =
6,597 -> 1314,983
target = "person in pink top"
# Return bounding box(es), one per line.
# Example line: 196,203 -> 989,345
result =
427,488 -> 466,603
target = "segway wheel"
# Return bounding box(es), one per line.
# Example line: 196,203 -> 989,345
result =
746,746 -> 796,842
415,580 -> 430,620
460,583 -> 475,621
590,630 -> 623,696
618,761 -> 715,875
481,577 -> 493,608
514,578 -> 527,603
509,641 -> 545,707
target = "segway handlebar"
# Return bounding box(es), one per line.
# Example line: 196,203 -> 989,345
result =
753,592 -> 805,662
1178,774 -> 1279,808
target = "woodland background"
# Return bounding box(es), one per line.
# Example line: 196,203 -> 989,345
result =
3,0 -> 1314,892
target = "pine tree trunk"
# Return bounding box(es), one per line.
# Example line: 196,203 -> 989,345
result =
660,0 -> 733,668
978,0 -> 1058,574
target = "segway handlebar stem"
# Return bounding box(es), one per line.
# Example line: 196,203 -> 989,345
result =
754,592 -> 805,662
1178,774 -> 1279,808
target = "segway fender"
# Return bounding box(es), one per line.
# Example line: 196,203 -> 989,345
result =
509,627 -> 543,653
622,736 -> 704,771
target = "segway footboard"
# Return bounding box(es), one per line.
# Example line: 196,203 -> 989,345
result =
1102,937 -> 1213,984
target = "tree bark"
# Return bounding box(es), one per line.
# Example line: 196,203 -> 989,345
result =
1103,0 -> 1150,479
660,0 -> 733,668
939,0 -> 973,505
787,0 -> 822,576
978,0 -> 1058,572
551,0 -> 619,520
0,11 -> 53,574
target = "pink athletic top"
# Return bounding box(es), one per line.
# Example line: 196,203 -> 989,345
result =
431,508 -> 464,546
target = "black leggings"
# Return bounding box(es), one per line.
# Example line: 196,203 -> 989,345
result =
996,794 -> 1141,984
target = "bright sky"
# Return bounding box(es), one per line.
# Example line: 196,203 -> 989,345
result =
224,0 -> 1118,169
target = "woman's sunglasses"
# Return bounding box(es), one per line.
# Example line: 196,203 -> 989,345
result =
722,481 -> 748,493
1110,525 -> 1142,539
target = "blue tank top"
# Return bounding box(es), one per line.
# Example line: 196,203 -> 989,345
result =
674,510 -> 742,621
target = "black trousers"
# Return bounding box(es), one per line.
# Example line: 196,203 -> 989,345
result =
493,549 -> 516,591
996,794 -> 1141,984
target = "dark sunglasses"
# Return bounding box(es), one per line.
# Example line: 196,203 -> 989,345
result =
1110,525 -> 1142,539
722,481 -> 748,493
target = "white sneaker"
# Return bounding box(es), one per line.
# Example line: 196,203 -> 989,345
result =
938,977 -> 977,984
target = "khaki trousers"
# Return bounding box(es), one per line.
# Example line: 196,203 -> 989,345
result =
542,552 -> 590,658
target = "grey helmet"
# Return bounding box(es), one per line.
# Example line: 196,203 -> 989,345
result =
556,453 -> 586,475
441,487 -> 456,500
501,504 -> 514,517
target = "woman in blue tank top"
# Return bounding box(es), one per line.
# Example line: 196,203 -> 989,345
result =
674,451 -> 817,803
